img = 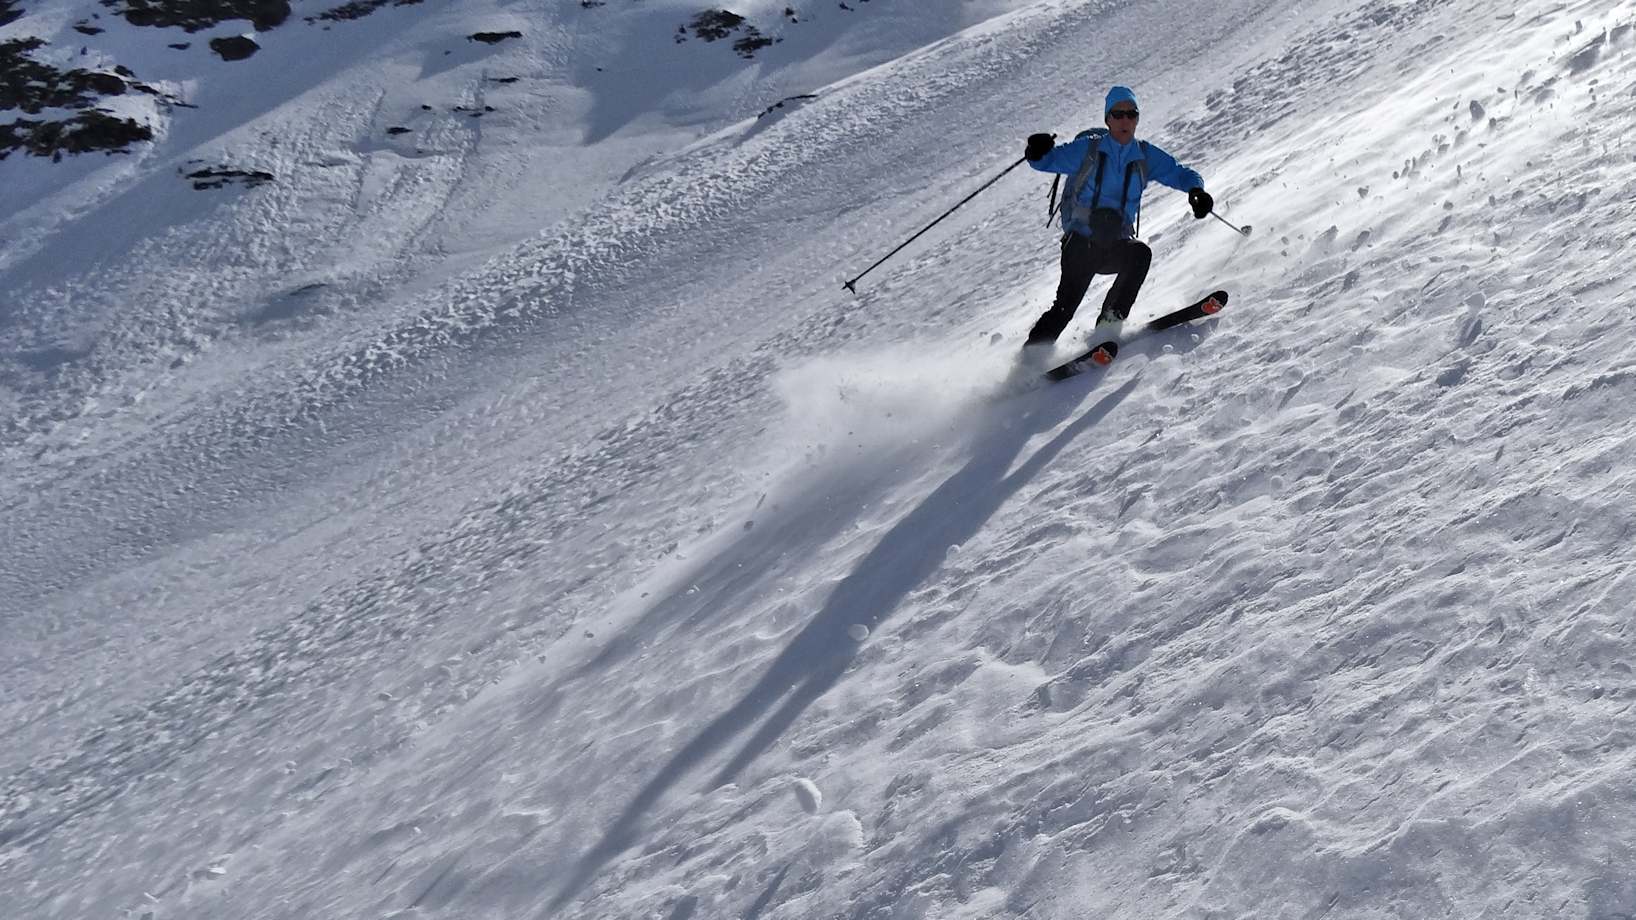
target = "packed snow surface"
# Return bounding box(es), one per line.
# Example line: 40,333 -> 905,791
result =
4,0 -> 1636,917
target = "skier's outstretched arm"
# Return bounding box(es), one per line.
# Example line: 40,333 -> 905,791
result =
1024,134 -> 1092,175
1143,142 -> 1204,193
1145,142 -> 1214,218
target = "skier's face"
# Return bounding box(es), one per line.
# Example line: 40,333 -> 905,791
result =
1105,104 -> 1139,143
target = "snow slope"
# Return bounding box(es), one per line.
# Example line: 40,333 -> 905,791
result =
5,0 -> 1636,917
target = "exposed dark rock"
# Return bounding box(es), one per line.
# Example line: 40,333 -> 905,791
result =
732,28 -> 775,58
386,125 -> 410,135
0,0 -> 23,27
0,9 -> 230,162
169,42 -> 191,48
3,38 -> 86,113
688,10 -> 744,42
182,164 -> 274,189
2,38 -> 150,114
209,34 -> 260,61
758,93 -> 817,118
487,76 -> 519,83
1,111 -> 153,160
308,0 -> 374,21
304,0 -> 421,24
74,22 -> 104,34
682,9 -> 779,58
82,72 -> 127,95
102,0 -> 291,32
467,30 -> 521,44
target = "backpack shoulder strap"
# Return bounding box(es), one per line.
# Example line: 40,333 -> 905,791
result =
1063,129 -> 1107,209
1049,128 -> 1107,225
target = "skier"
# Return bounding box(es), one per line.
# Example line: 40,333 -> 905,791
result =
1022,86 -> 1214,350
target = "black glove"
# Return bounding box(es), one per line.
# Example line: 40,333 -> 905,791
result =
1188,187 -> 1214,219
1025,133 -> 1055,162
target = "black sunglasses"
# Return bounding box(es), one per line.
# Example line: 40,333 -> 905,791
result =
1108,109 -> 1140,121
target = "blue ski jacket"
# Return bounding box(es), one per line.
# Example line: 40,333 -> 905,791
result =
1030,129 -> 1203,238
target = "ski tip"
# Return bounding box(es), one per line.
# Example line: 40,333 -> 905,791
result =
1090,343 -> 1118,366
1202,291 -> 1229,314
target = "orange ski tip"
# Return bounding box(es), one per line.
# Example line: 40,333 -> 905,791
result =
1202,297 -> 1223,314
1091,348 -> 1115,366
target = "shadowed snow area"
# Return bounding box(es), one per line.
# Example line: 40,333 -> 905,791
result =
4,0 -> 1636,917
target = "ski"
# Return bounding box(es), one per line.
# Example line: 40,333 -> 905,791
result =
1044,290 -> 1228,381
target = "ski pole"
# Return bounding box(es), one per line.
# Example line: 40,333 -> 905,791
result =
1210,209 -> 1252,237
844,156 -> 1028,294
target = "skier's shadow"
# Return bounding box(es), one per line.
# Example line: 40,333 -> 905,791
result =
551,361 -> 1147,908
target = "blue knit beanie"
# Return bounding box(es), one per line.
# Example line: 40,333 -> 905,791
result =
1105,85 -> 1138,115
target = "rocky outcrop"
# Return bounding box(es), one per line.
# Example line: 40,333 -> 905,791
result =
181,163 -> 274,189
4,38 -> 127,113
467,30 -> 521,44
2,111 -> 152,160
678,9 -> 779,59
209,34 -> 260,60
305,0 -> 420,24
1,37 -> 158,159
685,9 -> 744,41
101,0 -> 291,32
758,93 -> 817,119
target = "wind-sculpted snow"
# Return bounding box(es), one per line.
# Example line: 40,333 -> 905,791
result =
5,0 -> 1636,917
0,0 -> 1123,623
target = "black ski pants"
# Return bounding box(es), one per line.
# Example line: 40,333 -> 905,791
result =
1027,233 -> 1151,344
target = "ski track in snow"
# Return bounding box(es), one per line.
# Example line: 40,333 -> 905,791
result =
5,0 -> 1636,917
0,0 -> 1263,742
